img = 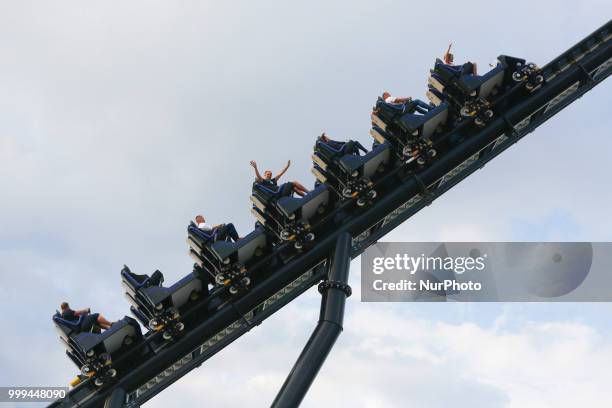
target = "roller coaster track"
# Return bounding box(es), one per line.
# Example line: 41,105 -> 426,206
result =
49,20 -> 611,408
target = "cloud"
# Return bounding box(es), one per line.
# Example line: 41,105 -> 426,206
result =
147,303 -> 612,408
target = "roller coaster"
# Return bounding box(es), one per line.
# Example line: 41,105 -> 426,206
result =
49,20 -> 611,408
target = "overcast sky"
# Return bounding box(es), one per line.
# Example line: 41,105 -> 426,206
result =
1,1 -> 611,407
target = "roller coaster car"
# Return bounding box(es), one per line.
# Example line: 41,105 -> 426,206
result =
370,99 -> 448,163
427,58 -> 505,125
311,138 -> 390,205
121,266 -> 203,340
52,313 -> 142,387
187,224 -> 269,294
250,183 -> 331,249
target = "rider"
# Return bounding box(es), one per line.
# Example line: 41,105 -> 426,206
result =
60,302 -> 114,331
319,133 -> 367,156
195,215 -> 240,242
442,42 -> 478,75
381,92 -> 432,115
250,160 -> 309,197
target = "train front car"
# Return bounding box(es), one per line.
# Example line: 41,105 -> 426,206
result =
52,313 -> 143,388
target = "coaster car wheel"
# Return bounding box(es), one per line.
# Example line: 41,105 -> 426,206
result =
512,71 -> 523,82
475,117 -> 485,127
175,322 -> 185,332
81,365 -> 93,376
417,156 -> 426,166
294,241 -> 304,250
280,230 -> 291,240
94,377 -> 104,387
229,285 -> 239,295
460,106 -> 474,117
357,198 -> 367,207
215,274 -> 226,285
148,319 -> 160,330
342,187 -> 353,198
305,232 -> 315,242
162,331 -> 173,341
108,368 -> 117,378
427,149 -> 437,158
367,190 -> 377,200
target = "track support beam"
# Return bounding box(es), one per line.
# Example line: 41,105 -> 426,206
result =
271,232 -> 352,408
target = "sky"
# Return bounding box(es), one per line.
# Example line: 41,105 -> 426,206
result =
0,1 -> 611,407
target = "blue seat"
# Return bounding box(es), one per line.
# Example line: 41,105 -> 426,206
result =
53,313 -> 85,337
276,184 -> 330,221
335,142 -> 391,179
53,314 -> 142,357
371,99 -> 449,141
208,227 -> 268,266
252,182 -> 286,201
395,103 -> 449,139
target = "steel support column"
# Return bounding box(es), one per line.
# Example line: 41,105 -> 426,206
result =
271,232 -> 352,408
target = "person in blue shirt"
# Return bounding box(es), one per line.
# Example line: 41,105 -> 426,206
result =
319,133 -> 367,156
60,302 -> 113,332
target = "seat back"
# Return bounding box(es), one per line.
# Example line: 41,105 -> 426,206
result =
374,98 -> 406,122
187,222 -> 215,245
209,228 -> 268,266
253,182 -> 281,200
277,184 -> 330,221
421,103 -> 449,139
53,312 -> 83,339
315,139 -> 344,160
101,318 -> 140,355
362,143 -> 391,178
169,273 -> 203,309
478,64 -> 505,99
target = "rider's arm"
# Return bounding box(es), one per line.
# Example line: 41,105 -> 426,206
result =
443,43 -> 453,64
75,308 -> 90,316
275,160 -> 291,180
250,161 -> 263,182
